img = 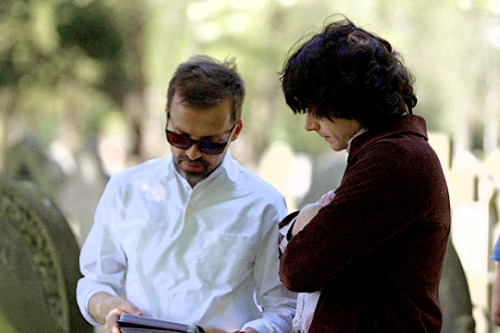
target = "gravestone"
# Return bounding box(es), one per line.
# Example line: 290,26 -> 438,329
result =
298,150 -> 347,207
0,179 -> 92,332
3,137 -> 64,196
440,240 -> 476,333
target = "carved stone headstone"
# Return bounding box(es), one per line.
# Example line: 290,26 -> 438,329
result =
0,179 -> 92,332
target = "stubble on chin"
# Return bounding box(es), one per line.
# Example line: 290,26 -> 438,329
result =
174,156 -> 210,184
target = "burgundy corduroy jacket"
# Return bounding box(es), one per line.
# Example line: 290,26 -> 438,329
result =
279,115 -> 451,332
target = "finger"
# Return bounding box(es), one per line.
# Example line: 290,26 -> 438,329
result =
317,195 -> 328,206
111,324 -> 122,333
106,309 -> 123,333
106,318 -> 122,333
318,190 -> 336,206
120,302 -> 141,315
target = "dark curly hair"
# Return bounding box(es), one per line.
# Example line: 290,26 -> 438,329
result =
167,55 -> 245,122
280,17 -> 417,130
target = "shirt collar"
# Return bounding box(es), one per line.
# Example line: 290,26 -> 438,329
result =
214,148 -> 240,183
346,127 -> 368,153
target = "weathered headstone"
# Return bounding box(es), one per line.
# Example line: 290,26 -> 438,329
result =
3,137 -> 64,196
440,240 -> 476,333
0,179 -> 92,332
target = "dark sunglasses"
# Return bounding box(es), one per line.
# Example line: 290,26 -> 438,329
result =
165,114 -> 237,155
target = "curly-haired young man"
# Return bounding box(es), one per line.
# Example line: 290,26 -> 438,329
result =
278,16 -> 451,332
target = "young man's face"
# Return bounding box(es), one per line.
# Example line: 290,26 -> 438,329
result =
304,110 -> 362,151
166,93 -> 242,187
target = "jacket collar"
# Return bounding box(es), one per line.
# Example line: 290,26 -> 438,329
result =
348,115 -> 428,163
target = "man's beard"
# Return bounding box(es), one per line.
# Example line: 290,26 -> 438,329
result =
174,155 -> 212,185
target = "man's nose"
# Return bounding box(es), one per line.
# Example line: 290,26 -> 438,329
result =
304,112 -> 319,132
185,143 -> 202,160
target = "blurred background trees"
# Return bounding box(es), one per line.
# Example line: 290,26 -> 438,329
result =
2,0 -> 499,175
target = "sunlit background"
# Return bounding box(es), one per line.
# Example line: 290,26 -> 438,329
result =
1,0 -> 500,332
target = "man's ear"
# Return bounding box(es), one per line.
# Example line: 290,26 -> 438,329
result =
231,119 -> 243,142
165,107 -> 169,128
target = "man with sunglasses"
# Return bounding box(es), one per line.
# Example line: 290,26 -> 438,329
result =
76,56 -> 296,333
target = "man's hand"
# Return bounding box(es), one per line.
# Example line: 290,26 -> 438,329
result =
316,190 -> 336,207
88,292 -> 142,333
291,203 -> 322,236
291,190 -> 336,237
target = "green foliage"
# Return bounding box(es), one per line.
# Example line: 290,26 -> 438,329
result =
0,0 -> 127,148
1,0 -> 499,167
57,1 -> 123,60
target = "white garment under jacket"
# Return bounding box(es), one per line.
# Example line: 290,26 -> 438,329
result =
77,151 -> 296,333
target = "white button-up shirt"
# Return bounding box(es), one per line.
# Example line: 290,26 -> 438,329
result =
77,152 -> 296,333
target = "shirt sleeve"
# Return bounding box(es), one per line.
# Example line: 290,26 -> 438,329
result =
76,178 -> 127,325
242,197 -> 297,333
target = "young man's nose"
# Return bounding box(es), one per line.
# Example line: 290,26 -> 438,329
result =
304,112 -> 319,131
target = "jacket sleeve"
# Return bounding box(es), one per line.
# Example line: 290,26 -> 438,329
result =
279,139 -> 444,292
